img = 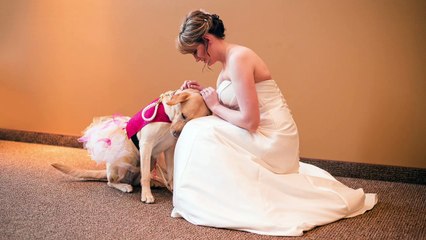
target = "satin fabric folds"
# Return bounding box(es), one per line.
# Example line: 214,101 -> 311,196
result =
171,80 -> 377,236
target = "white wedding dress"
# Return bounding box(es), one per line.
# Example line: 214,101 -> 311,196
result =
171,80 -> 377,236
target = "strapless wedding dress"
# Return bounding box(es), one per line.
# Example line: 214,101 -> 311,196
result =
171,80 -> 377,236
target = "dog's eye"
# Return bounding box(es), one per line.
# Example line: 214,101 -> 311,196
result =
181,113 -> 187,120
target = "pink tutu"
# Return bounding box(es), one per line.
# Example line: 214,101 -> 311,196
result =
78,115 -> 139,165
78,113 -> 172,190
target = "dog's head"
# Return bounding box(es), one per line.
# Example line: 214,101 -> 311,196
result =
166,89 -> 211,138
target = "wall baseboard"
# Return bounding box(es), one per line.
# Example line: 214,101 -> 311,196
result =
1,128 -> 424,185
0,128 -> 82,148
301,158 -> 425,185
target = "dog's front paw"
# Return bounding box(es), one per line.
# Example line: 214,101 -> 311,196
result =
141,191 -> 155,204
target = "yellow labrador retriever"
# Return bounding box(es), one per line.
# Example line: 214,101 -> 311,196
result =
52,89 -> 210,203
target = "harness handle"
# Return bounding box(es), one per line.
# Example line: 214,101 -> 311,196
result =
140,91 -> 175,122
141,101 -> 160,122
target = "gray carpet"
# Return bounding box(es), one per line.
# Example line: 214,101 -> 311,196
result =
0,140 -> 425,240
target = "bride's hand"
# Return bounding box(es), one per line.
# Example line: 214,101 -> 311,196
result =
200,87 -> 220,111
180,80 -> 204,91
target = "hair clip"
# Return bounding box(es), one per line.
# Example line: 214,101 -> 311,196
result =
204,18 -> 208,22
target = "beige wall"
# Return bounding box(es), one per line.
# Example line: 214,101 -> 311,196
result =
1,0 -> 425,168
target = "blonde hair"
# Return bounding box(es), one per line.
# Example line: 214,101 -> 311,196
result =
177,9 -> 225,54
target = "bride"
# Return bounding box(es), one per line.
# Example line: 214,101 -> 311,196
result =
171,9 -> 377,236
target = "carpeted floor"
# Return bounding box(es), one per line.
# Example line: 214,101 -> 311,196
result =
0,140 -> 425,240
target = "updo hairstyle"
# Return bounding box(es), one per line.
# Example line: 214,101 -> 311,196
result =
177,10 -> 225,54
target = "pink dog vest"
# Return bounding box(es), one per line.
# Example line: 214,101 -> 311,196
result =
126,98 -> 171,139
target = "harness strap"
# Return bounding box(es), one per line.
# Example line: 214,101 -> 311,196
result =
131,134 -> 139,150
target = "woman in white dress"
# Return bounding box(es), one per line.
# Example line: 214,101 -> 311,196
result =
172,9 -> 377,236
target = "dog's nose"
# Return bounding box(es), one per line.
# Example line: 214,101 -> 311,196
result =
172,131 -> 180,138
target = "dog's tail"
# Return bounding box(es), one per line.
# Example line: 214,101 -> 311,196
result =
51,163 -> 107,181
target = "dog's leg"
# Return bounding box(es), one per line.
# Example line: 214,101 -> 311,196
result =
164,145 -> 175,192
106,164 -> 133,193
140,142 -> 155,203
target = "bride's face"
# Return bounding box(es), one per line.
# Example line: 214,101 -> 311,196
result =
192,43 -> 214,66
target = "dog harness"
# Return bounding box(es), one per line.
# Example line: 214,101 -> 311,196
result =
126,97 -> 172,150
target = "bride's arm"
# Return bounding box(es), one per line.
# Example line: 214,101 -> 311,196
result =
203,51 -> 260,132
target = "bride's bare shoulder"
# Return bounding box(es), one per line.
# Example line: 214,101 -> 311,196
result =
228,45 -> 258,64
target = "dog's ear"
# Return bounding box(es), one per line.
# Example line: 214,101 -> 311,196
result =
167,92 -> 191,106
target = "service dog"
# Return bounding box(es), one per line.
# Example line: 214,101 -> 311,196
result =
52,88 -> 210,203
